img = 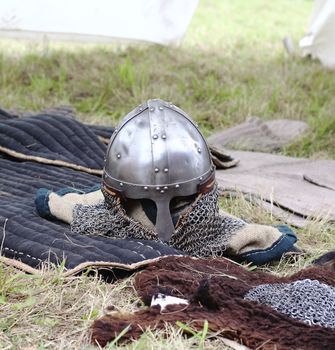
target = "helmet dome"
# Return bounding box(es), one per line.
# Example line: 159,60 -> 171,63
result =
102,99 -> 215,241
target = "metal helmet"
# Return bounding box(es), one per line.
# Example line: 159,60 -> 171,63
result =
102,99 -> 215,242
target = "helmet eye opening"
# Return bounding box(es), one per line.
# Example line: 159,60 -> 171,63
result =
170,194 -> 197,216
123,194 -> 197,228
139,198 -> 157,225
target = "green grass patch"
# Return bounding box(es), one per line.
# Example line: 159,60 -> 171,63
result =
1,1 -> 335,349
0,0 -> 334,158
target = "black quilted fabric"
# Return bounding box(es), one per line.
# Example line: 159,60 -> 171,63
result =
0,114 -> 107,170
0,112 -> 182,270
0,108 -> 17,120
86,123 -> 115,141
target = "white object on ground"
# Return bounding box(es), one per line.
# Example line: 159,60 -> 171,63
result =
0,0 -> 198,46
300,0 -> 335,68
151,293 -> 189,311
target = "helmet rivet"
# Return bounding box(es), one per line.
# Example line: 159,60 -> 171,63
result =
144,186 -> 148,190
139,107 -> 143,111
117,153 -> 121,159
164,186 -> 168,190
159,106 -> 163,111
160,190 -> 165,194
153,134 -> 158,140
199,177 -> 203,181
164,168 -> 169,173
154,168 -> 159,173
156,186 -> 160,191
175,184 -> 180,188
162,134 -> 167,139
150,107 -> 155,112
120,182 -> 124,187
114,128 -> 118,134
197,148 -> 201,153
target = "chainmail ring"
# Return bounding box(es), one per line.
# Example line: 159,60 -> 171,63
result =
71,185 -> 246,257
244,279 -> 335,329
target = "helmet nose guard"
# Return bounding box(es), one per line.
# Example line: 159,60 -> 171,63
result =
102,99 -> 215,242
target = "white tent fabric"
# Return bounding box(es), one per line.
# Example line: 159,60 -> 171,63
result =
300,0 -> 335,68
0,0 -> 198,46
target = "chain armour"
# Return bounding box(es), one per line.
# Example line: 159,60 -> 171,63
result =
244,279 -> 335,329
70,185 -> 246,257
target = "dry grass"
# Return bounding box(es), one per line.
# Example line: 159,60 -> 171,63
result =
1,194 -> 334,349
220,193 -> 335,275
1,1 -> 334,158
1,0 -> 335,349
0,269 -> 137,349
0,266 -> 234,350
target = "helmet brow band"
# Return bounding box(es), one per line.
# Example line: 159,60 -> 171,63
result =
198,172 -> 216,194
102,184 -> 123,199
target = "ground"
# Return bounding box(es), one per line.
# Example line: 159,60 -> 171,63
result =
0,0 -> 334,349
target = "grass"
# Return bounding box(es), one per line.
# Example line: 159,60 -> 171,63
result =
0,0 -> 335,349
1,195 -> 334,350
1,0 -> 334,157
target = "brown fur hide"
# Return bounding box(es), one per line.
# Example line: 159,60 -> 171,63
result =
91,256 -> 335,349
314,250 -> 335,270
